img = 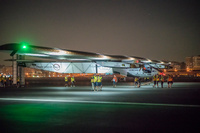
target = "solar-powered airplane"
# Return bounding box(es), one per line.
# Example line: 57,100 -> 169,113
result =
0,43 -> 171,78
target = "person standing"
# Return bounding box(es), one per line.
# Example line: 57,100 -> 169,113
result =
112,75 -> 118,88
153,75 -> 156,88
91,74 -> 95,90
17,76 -> 20,88
97,74 -> 102,91
3,76 -> 7,88
64,75 -> 68,87
9,76 -> 13,86
147,77 -> 150,82
156,74 -> 160,88
138,77 -> 141,88
71,76 -> 75,87
134,77 -> 138,87
93,74 -> 98,91
160,75 -> 165,88
167,75 -> 173,88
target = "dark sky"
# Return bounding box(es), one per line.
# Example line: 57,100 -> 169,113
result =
0,0 -> 199,66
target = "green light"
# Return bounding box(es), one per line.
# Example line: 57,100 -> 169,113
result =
20,42 -> 29,49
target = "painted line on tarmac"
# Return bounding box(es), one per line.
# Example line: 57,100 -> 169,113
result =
0,98 -> 200,108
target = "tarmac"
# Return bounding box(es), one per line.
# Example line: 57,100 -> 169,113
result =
0,82 -> 200,133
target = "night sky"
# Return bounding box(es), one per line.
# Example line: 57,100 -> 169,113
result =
0,0 -> 199,65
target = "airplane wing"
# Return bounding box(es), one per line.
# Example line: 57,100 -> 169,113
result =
0,43 -> 173,77
0,43 -> 171,66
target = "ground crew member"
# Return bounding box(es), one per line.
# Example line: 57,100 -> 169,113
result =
156,74 -> 160,88
3,76 -> 7,88
112,75 -> 118,88
147,77 -> 150,82
167,75 -> 173,88
138,77 -> 141,88
93,74 -> 98,91
134,77 -> 138,87
153,75 -> 156,88
91,74 -> 95,90
64,76 -> 68,87
71,76 -> 75,87
97,74 -> 102,91
160,75 -> 164,88
9,76 -> 12,86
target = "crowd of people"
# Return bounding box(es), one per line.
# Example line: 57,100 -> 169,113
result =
0,74 -> 21,88
64,74 -> 174,91
90,74 -> 103,91
152,74 -> 173,88
134,74 -> 173,88
0,75 -> 13,88
88,74 -> 174,90
65,74 -> 119,91
64,75 -> 76,87
1,73 -> 174,89
133,74 -> 173,88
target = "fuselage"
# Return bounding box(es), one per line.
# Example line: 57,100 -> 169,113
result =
113,68 -> 158,77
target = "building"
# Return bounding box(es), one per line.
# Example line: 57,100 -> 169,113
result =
171,61 -> 181,70
193,56 -> 200,70
186,57 -> 193,69
185,55 -> 200,71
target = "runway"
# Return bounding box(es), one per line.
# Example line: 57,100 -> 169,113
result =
0,82 -> 200,133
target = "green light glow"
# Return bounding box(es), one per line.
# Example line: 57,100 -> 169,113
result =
20,42 -> 29,49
